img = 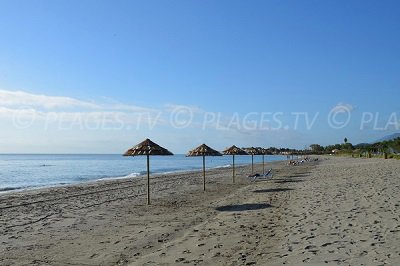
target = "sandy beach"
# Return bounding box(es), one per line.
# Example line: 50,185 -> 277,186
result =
1,156 -> 399,265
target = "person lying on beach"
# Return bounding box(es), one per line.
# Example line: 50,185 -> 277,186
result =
248,169 -> 273,181
247,173 -> 261,178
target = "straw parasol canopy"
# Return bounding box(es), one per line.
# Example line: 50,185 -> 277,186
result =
223,145 -> 248,183
124,138 -> 173,156
124,138 -> 173,205
244,147 -> 260,175
187,144 -> 222,191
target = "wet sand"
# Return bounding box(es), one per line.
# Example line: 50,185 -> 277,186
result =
1,157 -> 399,265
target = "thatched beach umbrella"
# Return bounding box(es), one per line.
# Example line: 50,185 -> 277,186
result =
245,147 -> 260,175
187,144 -> 222,191
123,138 -> 173,205
223,145 -> 248,183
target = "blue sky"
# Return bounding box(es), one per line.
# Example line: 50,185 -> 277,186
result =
0,0 -> 399,153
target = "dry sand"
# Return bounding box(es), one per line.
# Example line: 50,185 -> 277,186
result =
1,156 -> 399,266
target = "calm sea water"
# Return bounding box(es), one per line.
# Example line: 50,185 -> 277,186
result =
0,154 -> 286,193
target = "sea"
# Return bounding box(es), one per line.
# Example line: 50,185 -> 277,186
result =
0,154 -> 287,193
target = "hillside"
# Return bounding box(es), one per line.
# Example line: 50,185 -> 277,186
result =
375,133 -> 400,143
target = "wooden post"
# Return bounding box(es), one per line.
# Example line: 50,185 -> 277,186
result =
146,155 -> 150,205
262,154 -> 265,175
203,155 -> 206,191
251,154 -> 254,175
232,155 -> 235,184
384,152 -> 388,159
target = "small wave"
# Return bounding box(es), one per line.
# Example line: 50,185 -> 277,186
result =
214,164 -> 232,169
123,172 -> 144,178
96,172 -> 143,181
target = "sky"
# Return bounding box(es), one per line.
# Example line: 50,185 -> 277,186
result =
0,0 -> 399,153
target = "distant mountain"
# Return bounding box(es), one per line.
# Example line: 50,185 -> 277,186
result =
375,133 -> 400,143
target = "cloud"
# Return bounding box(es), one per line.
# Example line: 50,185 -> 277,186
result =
0,89 -> 166,129
98,96 -> 158,113
0,90 -> 319,148
0,106 -> 167,131
0,90 -> 330,152
0,89 -> 99,109
0,106 -> 42,118
0,89 -> 159,113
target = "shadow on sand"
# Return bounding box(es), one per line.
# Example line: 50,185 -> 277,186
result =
273,179 -> 304,184
286,173 -> 310,178
215,203 -> 272,212
253,188 -> 294,193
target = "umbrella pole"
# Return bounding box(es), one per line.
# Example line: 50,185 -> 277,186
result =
251,154 -> 254,175
146,155 -> 150,205
203,155 -> 206,191
232,155 -> 235,184
262,154 -> 265,175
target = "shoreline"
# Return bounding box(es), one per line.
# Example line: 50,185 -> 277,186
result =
0,160 -> 284,205
0,156 -> 288,195
0,161 -> 272,196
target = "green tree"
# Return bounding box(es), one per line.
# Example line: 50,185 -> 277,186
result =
342,142 -> 354,150
310,144 -> 323,152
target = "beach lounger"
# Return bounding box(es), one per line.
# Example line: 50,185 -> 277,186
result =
263,168 -> 273,178
248,168 -> 273,181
